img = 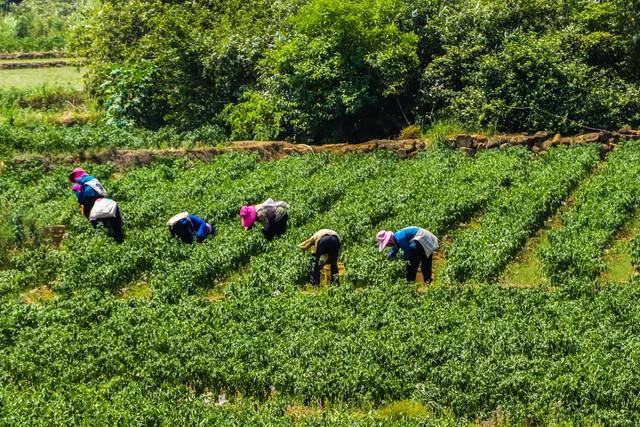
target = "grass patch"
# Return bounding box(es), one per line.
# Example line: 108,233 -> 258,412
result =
600,210 -> 640,283
376,400 -> 431,421
0,57 -> 76,64
499,202 -> 568,288
0,66 -> 85,90
20,285 -> 54,305
421,119 -> 495,146
0,83 -> 97,126
117,281 -> 152,300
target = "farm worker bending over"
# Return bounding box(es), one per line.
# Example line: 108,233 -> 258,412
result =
70,190 -> 125,243
240,198 -> 290,241
167,212 -> 216,244
68,167 -> 108,219
377,226 -> 439,282
298,229 -> 341,285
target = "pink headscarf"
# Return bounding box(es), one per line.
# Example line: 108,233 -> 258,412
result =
68,167 -> 88,183
376,230 -> 395,251
239,205 -> 257,230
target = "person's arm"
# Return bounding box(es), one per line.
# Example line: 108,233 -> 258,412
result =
388,244 -> 398,259
90,219 -> 98,229
196,221 -> 208,242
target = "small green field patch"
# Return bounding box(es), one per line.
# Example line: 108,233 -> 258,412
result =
117,281 -> 152,300
600,210 -> 640,283
0,57 -> 76,64
0,66 -> 85,90
499,204 -> 566,288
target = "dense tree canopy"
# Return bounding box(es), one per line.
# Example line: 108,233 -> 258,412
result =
77,0 -> 640,142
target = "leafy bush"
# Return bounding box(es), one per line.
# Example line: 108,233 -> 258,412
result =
0,0 -> 87,51
226,0 -> 419,143
77,0 -> 640,140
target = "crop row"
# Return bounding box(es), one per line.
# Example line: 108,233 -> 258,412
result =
445,145 -> 599,283
344,148 -> 532,287
151,153 -> 393,300
38,153 -> 391,299
540,140 -> 640,284
5,274 -> 640,425
227,148 -> 531,293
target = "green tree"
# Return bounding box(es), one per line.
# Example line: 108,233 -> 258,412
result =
225,0 -> 419,142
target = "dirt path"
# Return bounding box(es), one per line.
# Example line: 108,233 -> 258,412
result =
0,60 -> 77,70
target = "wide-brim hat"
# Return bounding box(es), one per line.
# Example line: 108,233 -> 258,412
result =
240,205 -> 257,229
68,167 -> 87,182
377,230 -> 394,251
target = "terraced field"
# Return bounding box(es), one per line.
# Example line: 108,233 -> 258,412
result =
2,142 -> 640,425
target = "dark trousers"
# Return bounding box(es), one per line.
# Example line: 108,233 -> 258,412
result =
81,198 -> 98,220
103,207 -> 125,244
311,235 -> 341,285
170,221 -> 194,244
263,213 -> 288,241
407,243 -> 432,282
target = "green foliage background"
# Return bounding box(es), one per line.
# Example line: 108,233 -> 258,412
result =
71,0 -> 640,142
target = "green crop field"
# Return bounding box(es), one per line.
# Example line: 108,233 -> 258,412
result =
0,66 -> 85,90
2,142 -> 640,425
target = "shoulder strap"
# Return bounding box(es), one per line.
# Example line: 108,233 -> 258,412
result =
84,178 -> 108,196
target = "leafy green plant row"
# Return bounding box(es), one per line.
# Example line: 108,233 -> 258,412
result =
152,153 -> 396,300
445,145 -> 599,283
0,124 -> 227,157
225,155 -> 425,295
344,148 -> 533,287
0,153 -> 324,297
6,278 -> 640,425
540,140 -> 640,284
229,148 -> 531,293
65,153 -> 360,297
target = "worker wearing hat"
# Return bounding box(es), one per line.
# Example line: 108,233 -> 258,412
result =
298,229 -> 341,285
240,198 -> 290,241
377,226 -> 439,282
68,167 -> 108,219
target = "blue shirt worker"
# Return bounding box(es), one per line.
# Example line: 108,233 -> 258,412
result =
69,167 -> 108,219
167,212 -> 216,244
377,226 -> 439,282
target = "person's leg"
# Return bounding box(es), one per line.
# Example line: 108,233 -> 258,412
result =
262,225 -> 274,241
173,222 -> 193,244
413,243 -> 428,282
311,253 -> 322,285
328,237 -> 341,282
423,254 -> 433,282
312,236 -> 331,285
406,250 -> 419,281
112,207 -> 124,243
274,213 -> 288,238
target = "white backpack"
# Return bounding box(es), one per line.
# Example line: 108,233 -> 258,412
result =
167,212 -> 191,228
85,178 -> 108,197
90,198 -> 119,220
